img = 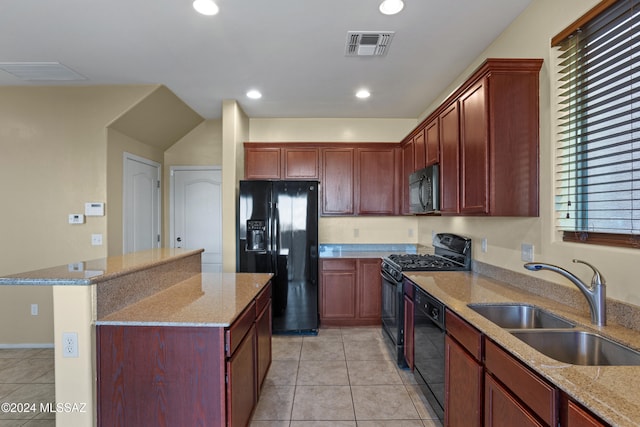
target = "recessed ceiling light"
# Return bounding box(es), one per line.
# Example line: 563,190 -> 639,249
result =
193,0 -> 219,16
379,0 -> 404,15
356,89 -> 371,99
247,90 -> 262,99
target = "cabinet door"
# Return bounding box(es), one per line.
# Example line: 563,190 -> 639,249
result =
425,118 -> 440,166
445,335 -> 482,427
413,129 -> 426,170
357,258 -> 382,320
485,374 -> 544,427
245,147 -> 281,179
322,148 -> 354,215
320,260 -> 357,320
439,102 -> 460,214
226,325 -> 257,427
561,395 -> 607,427
459,78 -> 489,214
403,294 -> 414,369
283,147 -> 319,179
401,141 -> 415,214
357,147 -> 398,215
256,300 -> 272,391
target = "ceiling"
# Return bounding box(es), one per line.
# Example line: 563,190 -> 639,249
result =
0,0 -> 532,120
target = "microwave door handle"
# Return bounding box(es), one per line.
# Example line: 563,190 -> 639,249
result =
418,175 -> 426,210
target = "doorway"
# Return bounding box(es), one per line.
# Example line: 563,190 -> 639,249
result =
170,167 -> 223,272
123,153 -> 161,254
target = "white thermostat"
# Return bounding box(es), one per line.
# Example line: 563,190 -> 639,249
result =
68,214 -> 85,224
85,202 -> 105,216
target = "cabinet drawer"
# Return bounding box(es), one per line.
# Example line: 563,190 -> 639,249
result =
226,301 -> 256,358
321,259 -> 356,271
446,309 -> 482,360
256,282 -> 272,316
485,339 -> 557,426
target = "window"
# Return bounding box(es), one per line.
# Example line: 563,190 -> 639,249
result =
554,0 -> 640,248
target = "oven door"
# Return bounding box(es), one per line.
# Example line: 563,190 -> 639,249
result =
381,270 -> 405,365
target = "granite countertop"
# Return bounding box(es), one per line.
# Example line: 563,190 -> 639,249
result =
0,248 -> 204,286
406,271 -> 640,427
96,272 -> 273,327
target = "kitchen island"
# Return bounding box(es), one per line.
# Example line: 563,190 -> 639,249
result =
406,270 -> 640,426
0,248 -> 272,427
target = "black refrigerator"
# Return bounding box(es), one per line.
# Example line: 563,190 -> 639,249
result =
237,180 -> 319,334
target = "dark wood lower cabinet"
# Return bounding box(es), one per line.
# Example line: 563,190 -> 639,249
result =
97,284 -> 272,427
444,334 -> 482,427
485,374 -> 544,427
319,258 -> 382,326
227,325 -> 257,427
97,326 -> 226,426
256,299 -> 272,391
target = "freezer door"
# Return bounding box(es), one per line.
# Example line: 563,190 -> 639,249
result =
272,181 -> 319,333
238,181 -> 274,273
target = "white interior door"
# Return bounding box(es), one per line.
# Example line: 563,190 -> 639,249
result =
171,167 -> 222,272
123,153 -> 161,254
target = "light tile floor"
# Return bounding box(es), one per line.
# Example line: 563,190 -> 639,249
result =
0,348 -> 55,427
251,327 -> 443,427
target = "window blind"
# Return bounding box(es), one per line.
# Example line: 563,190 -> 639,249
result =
554,0 -> 640,247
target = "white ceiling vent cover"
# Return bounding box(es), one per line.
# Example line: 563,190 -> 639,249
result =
0,62 -> 87,81
345,31 -> 395,57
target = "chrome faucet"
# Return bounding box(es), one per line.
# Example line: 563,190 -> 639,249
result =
524,259 -> 606,326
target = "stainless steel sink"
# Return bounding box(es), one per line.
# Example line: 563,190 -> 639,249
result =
510,330 -> 640,366
468,303 -> 575,329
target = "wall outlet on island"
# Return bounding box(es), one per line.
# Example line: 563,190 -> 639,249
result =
521,243 -> 534,262
62,332 -> 78,358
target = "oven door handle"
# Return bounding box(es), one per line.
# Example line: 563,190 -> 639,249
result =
381,269 -> 400,284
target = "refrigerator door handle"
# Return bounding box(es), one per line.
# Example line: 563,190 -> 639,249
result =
271,202 -> 278,275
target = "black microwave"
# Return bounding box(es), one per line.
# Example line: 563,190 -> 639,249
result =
409,164 -> 439,214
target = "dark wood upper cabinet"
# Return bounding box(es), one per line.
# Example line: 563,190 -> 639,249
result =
322,147 -> 355,215
425,118 -> 440,166
283,147 -> 319,179
439,102 -> 460,214
245,147 -> 281,179
356,146 -> 398,215
413,128 -> 426,170
460,78 -> 489,215
401,141 -> 415,214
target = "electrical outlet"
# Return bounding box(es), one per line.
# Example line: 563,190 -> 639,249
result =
62,332 -> 78,358
408,228 -> 414,238
521,243 -> 534,262
30,304 -> 38,316
91,234 -> 103,246
481,238 -> 488,253
353,228 -> 359,238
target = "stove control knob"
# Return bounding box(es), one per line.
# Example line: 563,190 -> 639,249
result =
431,307 -> 439,319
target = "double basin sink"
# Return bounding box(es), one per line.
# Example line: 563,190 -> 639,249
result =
468,303 -> 640,366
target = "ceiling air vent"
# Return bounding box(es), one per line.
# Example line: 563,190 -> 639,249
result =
345,31 -> 395,57
0,62 -> 87,81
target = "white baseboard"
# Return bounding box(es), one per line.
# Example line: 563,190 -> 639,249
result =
0,343 -> 54,349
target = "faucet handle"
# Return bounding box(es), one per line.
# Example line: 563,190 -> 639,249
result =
572,259 -> 605,287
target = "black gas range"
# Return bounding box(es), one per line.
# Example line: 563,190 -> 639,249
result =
381,233 -> 471,367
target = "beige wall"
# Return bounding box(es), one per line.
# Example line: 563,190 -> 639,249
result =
416,0 -> 640,306
222,101 -> 250,272
0,86 -> 154,345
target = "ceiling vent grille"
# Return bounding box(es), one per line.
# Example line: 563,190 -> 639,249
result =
345,31 -> 395,57
0,62 -> 87,81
